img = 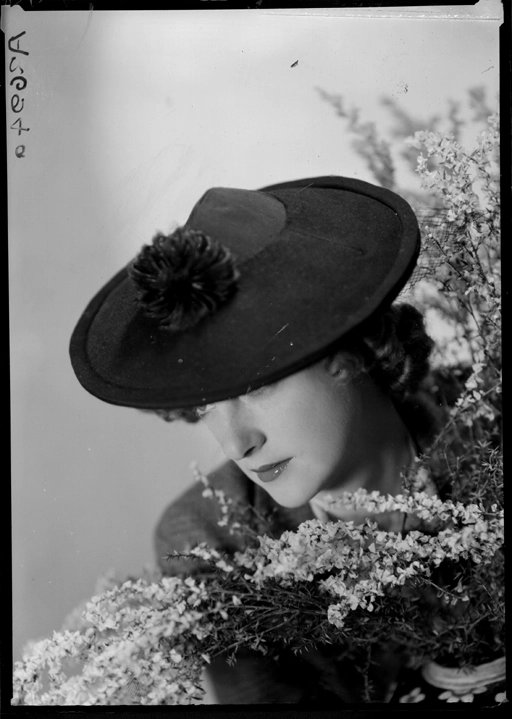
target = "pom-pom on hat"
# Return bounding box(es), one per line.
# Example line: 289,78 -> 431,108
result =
70,176 -> 420,409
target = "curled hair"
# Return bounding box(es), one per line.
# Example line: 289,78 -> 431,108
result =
346,303 -> 434,401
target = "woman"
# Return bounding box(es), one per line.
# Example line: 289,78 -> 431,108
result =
70,176 -> 440,703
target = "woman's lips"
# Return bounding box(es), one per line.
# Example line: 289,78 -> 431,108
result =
253,458 -> 292,483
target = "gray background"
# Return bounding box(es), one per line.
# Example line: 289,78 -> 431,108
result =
7,3 -> 500,666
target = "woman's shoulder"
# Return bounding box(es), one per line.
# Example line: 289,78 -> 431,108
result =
153,461 -> 252,574
154,462 -> 313,575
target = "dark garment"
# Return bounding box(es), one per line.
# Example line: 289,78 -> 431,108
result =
154,461 -> 404,704
155,460 -> 313,575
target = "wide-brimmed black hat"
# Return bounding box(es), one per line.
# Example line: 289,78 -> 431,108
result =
70,176 -> 420,409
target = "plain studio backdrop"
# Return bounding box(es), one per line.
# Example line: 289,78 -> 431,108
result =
8,0 -> 500,680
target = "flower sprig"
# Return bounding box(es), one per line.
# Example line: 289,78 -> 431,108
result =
321,487 -> 503,528
193,461 -> 277,541
12,576 -> 217,706
233,490 -> 502,626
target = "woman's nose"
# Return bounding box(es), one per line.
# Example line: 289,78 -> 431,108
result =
204,399 -> 266,461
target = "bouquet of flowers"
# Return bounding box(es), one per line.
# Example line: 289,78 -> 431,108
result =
11,481 -> 504,705
13,102 -> 503,706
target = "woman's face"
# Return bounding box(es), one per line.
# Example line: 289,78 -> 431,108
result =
198,359 -> 371,508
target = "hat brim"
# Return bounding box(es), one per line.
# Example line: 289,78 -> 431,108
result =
70,176 -> 420,409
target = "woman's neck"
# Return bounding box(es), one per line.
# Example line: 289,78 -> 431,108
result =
329,380 -> 415,498
310,385 -> 416,531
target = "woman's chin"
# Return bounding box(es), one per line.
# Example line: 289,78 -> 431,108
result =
261,478 -> 323,509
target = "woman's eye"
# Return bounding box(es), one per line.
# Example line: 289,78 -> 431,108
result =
245,382 -> 276,399
194,403 -> 215,419
246,386 -> 264,397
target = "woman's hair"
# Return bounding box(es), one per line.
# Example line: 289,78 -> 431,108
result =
331,302 -> 439,447
143,302 -> 439,446
334,302 -> 434,402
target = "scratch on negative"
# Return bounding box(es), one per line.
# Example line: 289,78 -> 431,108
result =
287,182 -> 316,212
295,182 -> 315,195
265,323 -> 289,347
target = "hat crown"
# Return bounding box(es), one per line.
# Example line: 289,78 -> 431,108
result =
185,187 -> 286,262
